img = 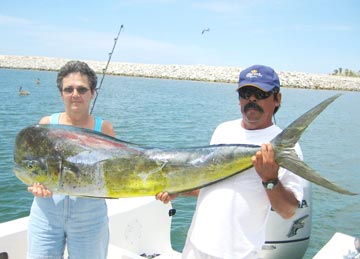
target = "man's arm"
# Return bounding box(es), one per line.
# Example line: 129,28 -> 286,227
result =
253,143 -> 299,219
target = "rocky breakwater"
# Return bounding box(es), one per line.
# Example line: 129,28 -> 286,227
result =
1,55 -> 359,91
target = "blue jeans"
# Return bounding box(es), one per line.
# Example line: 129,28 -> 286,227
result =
27,195 -> 109,259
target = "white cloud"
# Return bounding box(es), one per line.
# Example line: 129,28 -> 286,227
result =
0,15 -> 32,26
113,34 -> 214,64
191,0 -> 271,14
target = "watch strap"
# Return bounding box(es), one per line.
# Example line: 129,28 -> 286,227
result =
262,178 -> 279,190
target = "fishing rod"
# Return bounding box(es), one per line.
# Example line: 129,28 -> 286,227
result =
90,24 -> 124,114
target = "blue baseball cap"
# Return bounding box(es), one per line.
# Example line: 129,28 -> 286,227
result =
236,65 -> 280,92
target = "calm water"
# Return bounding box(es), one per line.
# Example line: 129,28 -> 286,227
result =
1,68 -> 359,258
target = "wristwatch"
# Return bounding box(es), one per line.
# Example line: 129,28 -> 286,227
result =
262,178 -> 279,190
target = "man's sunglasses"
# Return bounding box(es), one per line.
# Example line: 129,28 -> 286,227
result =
238,87 -> 279,100
62,87 -> 90,95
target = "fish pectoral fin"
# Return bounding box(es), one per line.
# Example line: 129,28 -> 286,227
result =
57,158 -> 64,189
79,195 -> 118,199
278,150 -> 357,196
149,161 -> 167,174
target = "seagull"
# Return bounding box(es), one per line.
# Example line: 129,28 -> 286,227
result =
18,86 -> 30,96
201,28 -> 210,35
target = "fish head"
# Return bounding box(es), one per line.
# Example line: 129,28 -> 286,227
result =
13,125 -> 62,189
13,156 -> 62,189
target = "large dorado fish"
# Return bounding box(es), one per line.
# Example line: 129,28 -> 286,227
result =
13,94 -> 356,197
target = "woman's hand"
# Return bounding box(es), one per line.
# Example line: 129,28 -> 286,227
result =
28,183 -> 53,197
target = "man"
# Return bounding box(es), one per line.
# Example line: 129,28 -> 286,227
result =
156,65 -> 304,259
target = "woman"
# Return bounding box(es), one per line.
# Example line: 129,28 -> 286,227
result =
27,61 -> 115,259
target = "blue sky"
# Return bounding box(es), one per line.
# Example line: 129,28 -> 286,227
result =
1,0 -> 359,74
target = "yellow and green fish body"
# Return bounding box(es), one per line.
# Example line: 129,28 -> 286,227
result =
14,125 -> 257,197
13,94 -> 356,197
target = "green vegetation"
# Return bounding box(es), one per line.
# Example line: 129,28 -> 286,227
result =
332,68 -> 360,77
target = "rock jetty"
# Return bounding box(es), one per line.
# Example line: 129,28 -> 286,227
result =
1,55 -> 359,91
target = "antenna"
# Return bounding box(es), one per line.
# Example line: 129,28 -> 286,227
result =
90,24 -> 124,114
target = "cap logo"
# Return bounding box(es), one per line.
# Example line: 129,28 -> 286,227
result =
246,69 -> 262,79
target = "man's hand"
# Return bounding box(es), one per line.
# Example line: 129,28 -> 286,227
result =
155,192 -> 178,204
156,189 -> 200,204
252,143 -> 279,182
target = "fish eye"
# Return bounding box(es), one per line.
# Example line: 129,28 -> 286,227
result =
25,160 -> 42,170
26,160 -> 39,169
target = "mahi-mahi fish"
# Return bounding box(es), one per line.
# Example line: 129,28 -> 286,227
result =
13,94 -> 356,197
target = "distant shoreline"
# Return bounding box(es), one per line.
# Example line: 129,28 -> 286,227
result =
1,55 -> 359,91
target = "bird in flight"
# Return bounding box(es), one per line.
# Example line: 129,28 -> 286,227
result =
201,28 -> 210,34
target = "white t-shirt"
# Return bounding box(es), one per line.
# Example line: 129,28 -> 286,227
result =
186,119 -> 304,259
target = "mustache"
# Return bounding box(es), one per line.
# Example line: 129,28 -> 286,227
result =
244,102 -> 264,113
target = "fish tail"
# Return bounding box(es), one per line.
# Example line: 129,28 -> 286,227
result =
271,94 -> 357,195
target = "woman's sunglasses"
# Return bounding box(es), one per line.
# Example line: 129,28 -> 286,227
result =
62,87 -> 90,95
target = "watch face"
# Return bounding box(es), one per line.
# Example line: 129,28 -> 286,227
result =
267,183 -> 274,189
263,179 -> 278,190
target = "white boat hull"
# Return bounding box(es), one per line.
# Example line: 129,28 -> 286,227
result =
313,232 -> 360,258
0,181 -> 312,258
0,197 -> 181,259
